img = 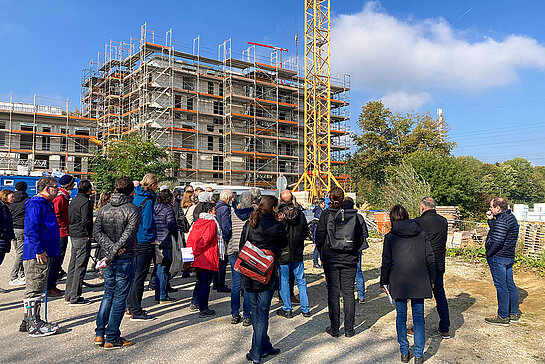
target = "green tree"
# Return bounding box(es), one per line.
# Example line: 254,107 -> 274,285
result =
405,151 -> 481,218
382,163 -> 431,218
351,101 -> 455,204
90,134 -> 177,191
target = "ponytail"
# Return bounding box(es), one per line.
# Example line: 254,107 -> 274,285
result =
249,208 -> 261,228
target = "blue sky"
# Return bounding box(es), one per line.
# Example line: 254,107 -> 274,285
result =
1,0 -> 544,165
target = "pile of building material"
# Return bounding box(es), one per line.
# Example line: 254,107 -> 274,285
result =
520,221 -> 545,259
435,206 -> 460,234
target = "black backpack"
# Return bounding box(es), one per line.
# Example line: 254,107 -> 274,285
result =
326,208 -> 358,251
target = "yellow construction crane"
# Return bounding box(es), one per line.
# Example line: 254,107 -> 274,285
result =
293,0 -> 341,203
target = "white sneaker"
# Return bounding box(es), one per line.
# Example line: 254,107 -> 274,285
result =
9,278 -> 25,286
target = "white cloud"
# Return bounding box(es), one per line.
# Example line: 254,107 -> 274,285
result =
331,2 -> 545,109
379,91 -> 431,112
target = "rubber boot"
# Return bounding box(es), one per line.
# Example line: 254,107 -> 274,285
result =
25,297 -> 58,337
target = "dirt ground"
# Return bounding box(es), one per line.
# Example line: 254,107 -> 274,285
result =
0,238 -> 544,364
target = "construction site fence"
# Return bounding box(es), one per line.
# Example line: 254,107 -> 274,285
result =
364,213 -> 545,260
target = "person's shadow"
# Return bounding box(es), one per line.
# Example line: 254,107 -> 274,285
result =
423,292 -> 476,360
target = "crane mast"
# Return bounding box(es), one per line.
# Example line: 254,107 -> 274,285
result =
294,0 -> 341,203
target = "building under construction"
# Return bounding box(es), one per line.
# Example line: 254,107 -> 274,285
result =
82,25 -> 350,188
0,99 -> 96,176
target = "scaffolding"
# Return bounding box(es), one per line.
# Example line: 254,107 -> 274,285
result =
81,24 -> 350,188
0,94 -> 96,175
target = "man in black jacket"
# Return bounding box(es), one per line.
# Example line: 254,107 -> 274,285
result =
276,190 -> 311,318
8,181 -> 29,286
93,177 -> 141,349
414,196 -> 450,339
484,197 -> 520,326
64,180 -> 94,305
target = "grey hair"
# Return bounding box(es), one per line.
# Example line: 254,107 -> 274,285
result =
238,192 -> 253,209
219,189 -> 232,202
420,196 -> 436,209
249,187 -> 261,204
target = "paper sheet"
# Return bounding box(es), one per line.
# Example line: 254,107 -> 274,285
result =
181,247 -> 194,262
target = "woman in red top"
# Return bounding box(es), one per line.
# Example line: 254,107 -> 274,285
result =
186,202 -> 220,317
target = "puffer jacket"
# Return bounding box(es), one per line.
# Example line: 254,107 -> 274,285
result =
186,219 -> 219,271
380,219 -> 436,300
278,204 -> 309,265
9,190 -> 29,229
154,202 -> 178,248
228,207 -> 253,256
132,185 -> 157,244
485,209 -> 519,258
23,196 -> 60,260
93,193 -> 142,261
239,215 -> 288,291
0,201 -> 15,253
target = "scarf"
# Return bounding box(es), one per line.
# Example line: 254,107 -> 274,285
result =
199,212 -> 225,259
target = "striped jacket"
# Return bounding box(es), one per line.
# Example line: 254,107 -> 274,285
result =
485,210 -> 519,259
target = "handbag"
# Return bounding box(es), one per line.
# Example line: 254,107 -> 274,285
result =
234,222 -> 275,284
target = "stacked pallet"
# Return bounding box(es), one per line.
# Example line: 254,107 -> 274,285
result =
436,206 -> 461,234
520,221 -> 545,259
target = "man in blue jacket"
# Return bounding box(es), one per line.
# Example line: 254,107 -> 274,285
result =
22,176 -> 60,337
214,189 -> 232,293
485,197 -> 520,326
127,173 -> 158,322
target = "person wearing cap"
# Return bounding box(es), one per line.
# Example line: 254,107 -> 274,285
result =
47,174 -> 75,297
8,181 -> 30,286
192,191 -> 212,223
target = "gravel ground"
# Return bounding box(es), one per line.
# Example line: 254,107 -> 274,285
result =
0,238 -> 543,364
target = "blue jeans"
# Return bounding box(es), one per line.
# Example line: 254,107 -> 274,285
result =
356,251 -> 365,300
396,299 -> 425,358
95,258 -> 136,343
279,262 -> 310,313
247,289 -> 275,363
311,222 -> 320,266
154,248 -> 172,301
191,267 -> 214,312
487,255 -> 519,318
433,274 -> 450,332
230,253 -> 251,318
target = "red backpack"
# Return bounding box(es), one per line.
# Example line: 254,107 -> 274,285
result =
234,223 -> 275,284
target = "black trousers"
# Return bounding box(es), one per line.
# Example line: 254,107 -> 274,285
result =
65,237 -> 91,303
213,257 -> 228,289
127,244 -> 154,315
323,264 -> 357,334
46,236 -> 68,290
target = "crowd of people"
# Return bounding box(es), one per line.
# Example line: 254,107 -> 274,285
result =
0,174 -> 521,363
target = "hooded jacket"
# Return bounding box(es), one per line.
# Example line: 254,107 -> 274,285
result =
485,209 -> 519,259
132,185 -> 157,244
278,204 -> 309,265
23,195 -> 60,260
315,207 -> 363,267
9,190 -> 29,229
186,218 -> 219,271
0,201 -> 14,253
415,209 -> 448,276
380,219 -> 436,300
93,193 -> 141,261
154,202 -> 178,248
53,188 -> 71,237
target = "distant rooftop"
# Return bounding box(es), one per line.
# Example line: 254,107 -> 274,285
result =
0,101 -> 63,115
